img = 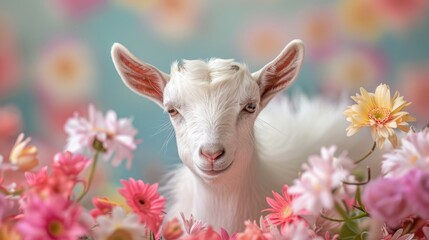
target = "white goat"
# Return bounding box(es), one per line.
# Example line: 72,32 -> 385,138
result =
111,40 -> 375,233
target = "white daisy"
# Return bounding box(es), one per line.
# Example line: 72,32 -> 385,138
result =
93,206 -> 150,240
64,105 -> 138,169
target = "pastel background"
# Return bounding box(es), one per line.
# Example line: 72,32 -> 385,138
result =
1,0 -> 428,193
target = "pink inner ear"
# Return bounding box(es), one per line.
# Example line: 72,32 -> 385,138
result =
260,47 -> 299,99
275,48 -> 297,75
118,51 -> 165,102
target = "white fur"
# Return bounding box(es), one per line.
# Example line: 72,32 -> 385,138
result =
161,94 -> 376,233
111,41 -> 379,233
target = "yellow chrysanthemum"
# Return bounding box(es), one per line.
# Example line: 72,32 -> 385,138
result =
344,84 -> 415,148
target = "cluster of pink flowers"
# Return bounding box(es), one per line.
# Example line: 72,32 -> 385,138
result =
1,97 -> 429,239
362,129 -> 429,237
0,105 -> 144,239
1,149 -> 93,239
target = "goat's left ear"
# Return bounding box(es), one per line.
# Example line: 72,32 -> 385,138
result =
252,39 -> 304,107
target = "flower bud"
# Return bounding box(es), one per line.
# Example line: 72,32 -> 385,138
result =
162,218 -> 183,240
9,133 -> 38,171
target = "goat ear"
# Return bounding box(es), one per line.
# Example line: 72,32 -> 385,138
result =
111,43 -> 169,107
252,39 -> 304,107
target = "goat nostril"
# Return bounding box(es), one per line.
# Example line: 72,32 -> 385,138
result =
200,146 -> 225,161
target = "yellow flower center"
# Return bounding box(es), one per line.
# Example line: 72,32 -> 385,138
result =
281,206 -> 292,219
313,182 -> 321,192
173,225 -> 181,232
48,220 -> 63,237
107,229 -> 133,240
409,155 -> 418,164
369,107 -> 391,125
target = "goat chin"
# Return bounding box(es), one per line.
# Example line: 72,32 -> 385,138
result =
160,93 -> 382,234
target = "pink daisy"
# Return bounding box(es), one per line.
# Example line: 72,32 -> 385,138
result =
16,194 -> 87,240
25,166 -> 49,187
118,178 -> 166,233
25,166 -> 76,199
263,185 -> 306,232
52,151 -> 90,177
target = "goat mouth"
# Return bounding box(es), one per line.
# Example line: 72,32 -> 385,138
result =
197,161 -> 233,177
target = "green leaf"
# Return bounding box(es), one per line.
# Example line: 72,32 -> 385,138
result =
340,219 -> 364,240
355,186 -> 365,211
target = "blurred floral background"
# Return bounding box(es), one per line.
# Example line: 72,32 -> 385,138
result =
1,0 -> 428,194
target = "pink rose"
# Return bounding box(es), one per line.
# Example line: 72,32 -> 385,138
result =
362,177 -> 413,227
404,169 -> 429,219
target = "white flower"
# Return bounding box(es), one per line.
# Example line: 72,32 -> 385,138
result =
93,206 -> 149,240
65,105 -> 138,169
382,129 -> 429,178
289,146 -> 353,214
281,221 -> 322,240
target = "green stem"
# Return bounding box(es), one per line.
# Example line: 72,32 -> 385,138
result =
348,213 -> 369,221
77,151 -> 100,202
352,205 -> 366,213
319,211 -> 369,223
335,202 -> 348,219
320,213 -> 345,222
354,142 -> 376,165
343,167 -> 371,186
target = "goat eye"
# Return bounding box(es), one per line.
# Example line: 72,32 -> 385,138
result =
244,103 -> 256,113
167,108 -> 178,116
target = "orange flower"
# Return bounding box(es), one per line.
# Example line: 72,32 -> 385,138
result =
0,223 -> 22,240
162,218 -> 183,240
